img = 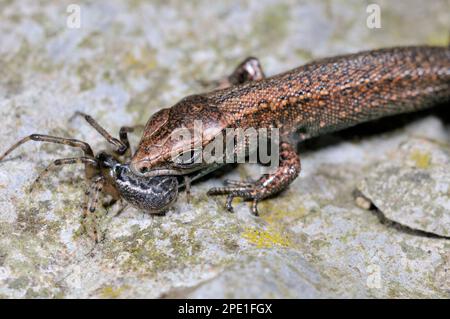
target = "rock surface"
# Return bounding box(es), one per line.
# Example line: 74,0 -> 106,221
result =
358,139 -> 450,238
0,0 -> 449,298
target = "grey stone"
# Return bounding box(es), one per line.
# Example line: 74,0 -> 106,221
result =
0,0 -> 449,299
358,139 -> 450,237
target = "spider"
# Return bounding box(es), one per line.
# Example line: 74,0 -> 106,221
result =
0,112 -> 179,242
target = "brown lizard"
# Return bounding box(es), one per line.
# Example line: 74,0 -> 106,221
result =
129,46 -> 450,215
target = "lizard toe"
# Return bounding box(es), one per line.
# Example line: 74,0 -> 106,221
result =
207,183 -> 262,215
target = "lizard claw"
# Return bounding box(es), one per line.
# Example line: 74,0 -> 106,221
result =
207,183 -> 261,216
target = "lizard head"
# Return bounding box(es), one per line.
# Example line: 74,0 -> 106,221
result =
130,94 -> 226,177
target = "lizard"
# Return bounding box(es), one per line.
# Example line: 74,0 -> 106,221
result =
128,46 -> 450,215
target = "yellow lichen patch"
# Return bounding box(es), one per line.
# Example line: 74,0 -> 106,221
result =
123,47 -> 157,72
99,285 -> 129,299
426,33 -> 450,46
242,227 -> 291,249
410,150 -> 431,169
260,202 -> 307,225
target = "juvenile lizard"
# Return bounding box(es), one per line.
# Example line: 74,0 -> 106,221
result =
130,46 -> 450,215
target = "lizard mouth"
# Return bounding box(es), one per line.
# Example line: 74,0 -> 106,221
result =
129,160 -> 201,177
129,160 -> 223,192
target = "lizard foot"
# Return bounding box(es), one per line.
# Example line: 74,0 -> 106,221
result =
207,141 -> 301,216
207,180 -> 263,216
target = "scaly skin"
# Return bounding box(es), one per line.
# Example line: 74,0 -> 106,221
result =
130,46 -> 450,215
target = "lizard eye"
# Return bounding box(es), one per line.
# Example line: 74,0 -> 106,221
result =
172,148 -> 202,168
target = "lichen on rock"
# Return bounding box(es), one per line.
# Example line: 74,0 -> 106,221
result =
0,0 -> 449,298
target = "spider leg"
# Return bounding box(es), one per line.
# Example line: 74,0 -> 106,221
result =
70,112 -> 145,158
118,125 -> 145,157
70,112 -> 128,155
81,176 -> 105,243
0,134 -> 94,161
30,156 -> 98,192
184,175 -> 191,203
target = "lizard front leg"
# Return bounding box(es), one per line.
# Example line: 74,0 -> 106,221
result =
207,141 -> 300,216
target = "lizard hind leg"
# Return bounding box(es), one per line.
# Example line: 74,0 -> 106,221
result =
207,141 -> 301,216
227,57 -> 266,86
200,56 -> 266,90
